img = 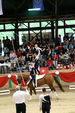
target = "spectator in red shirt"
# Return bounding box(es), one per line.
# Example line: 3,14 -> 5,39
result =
16,49 -> 21,58
58,43 -> 63,50
46,57 -> 55,70
52,52 -> 58,60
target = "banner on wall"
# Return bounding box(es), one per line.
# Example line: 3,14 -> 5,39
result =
33,0 -> 44,11
39,67 -> 49,74
56,64 -> 75,70
1,71 -> 75,88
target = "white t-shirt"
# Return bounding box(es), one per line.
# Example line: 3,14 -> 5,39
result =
13,90 -> 29,104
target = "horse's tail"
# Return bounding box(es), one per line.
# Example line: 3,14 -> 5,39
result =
53,75 -> 64,92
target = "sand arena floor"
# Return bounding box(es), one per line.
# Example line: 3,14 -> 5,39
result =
0,69 -> 75,113
0,87 -> 75,113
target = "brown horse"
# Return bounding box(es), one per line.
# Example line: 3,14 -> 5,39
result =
16,72 -> 64,99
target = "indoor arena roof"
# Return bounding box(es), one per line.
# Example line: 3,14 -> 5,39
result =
1,0 -> 75,22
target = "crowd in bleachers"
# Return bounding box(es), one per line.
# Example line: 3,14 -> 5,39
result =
0,34 -> 75,74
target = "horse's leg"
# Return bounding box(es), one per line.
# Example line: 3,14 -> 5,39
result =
33,87 -> 36,95
29,87 -> 36,100
48,84 -> 59,99
29,88 -> 32,101
53,75 -> 64,92
54,91 -> 59,99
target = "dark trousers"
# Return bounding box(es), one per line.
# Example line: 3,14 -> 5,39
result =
16,103 -> 26,113
42,104 -> 50,113
30,72 -> 36,86
30,68 -> 34,80
35,60 -> 40,74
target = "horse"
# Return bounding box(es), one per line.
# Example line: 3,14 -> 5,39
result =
16,72 -> 64,99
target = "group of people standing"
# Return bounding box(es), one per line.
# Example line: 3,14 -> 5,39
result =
13,86 -> 51,113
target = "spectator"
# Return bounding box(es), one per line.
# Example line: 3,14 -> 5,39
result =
69,43 -> 74,50
63,52 -> 70,65
62,46 -> 67,54
52,52 -> 58,67
2,37 -> 6,47
46,57 -> 55,70
4,54 -> 9,62
42,47 -> 47,60
69,50 -> 75,63
63,40 -> 68,50
51,48 -> 55,57
4,47 -> 9,55
9,50 -> 16,59
5,36 -> 11,49
16,49 -> 21,58
58,52 -> 64,64
58,34 -> 61,44
52,52 -> 58,60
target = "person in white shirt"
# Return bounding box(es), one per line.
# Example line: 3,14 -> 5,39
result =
39,88 -> 51,113
13,85 -> 30,113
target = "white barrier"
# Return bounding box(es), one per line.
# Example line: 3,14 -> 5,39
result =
69,85 -> 75,90
0,89 -> 10,95
35,87 -> 51,92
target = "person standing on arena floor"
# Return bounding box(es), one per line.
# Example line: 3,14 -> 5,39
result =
39,88 -> 51,113
13,85 -> 30,113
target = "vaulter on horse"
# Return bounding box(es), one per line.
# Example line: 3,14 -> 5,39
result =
34,44 -> 41,75
29,61 -> 36,87
28,44 -> 42,87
